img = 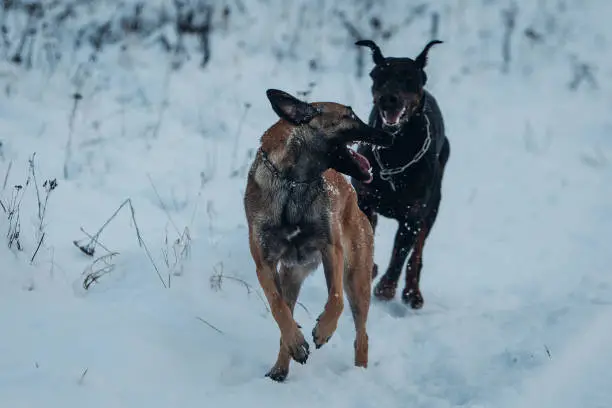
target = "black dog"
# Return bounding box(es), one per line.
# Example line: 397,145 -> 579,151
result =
351,39 -> 450,309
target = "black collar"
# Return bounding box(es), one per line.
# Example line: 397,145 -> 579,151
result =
258,149 -> 322,188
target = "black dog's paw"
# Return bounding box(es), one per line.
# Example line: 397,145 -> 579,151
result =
373,276 -> 397,301
265,366 -> 289,382
401,288 -> 424,309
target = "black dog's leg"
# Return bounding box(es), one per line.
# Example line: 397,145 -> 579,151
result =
401,138 -> 450,308
439,137 -> 450,178
401,219 -> 432,309
373,221 -> 416,301
402,178 -> 444,309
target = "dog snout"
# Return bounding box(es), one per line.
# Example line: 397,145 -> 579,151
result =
378,94 -> 401,110
357,122 -> 394,147
370,128 -> 395,147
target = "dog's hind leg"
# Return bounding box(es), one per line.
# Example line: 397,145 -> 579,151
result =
345,259 -> 371,368
352,178 -> 380,280
361,206 -> 380,279
401,143 -> 448,309
343,207 -> 373,368
374,222 -> 417,301
401,200 -> 440,309
266,264 -> 309,382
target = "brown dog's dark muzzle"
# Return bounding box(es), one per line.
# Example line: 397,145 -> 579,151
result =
348,121 -> 394,148
366,127 -> 394,147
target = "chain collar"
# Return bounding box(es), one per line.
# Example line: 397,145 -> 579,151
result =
372,101 -> 432,191
258,149 -> 322,188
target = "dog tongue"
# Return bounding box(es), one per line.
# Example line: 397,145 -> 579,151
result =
349,149 -> 373,183
383,109 -> 404,125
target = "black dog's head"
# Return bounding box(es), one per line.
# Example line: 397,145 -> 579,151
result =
356,39 -> 442,131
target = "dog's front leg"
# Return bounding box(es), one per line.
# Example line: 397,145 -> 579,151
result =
312,243 -> 344,348
374,222 -> 416,300
255,260 -> 310,366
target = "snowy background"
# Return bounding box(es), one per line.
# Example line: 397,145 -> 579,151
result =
1,0 -> 611,407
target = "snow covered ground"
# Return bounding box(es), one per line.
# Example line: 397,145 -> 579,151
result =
1,1 -> 611,407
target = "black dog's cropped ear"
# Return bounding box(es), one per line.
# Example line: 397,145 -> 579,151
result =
414,40 -> 443,70
266,89 -> 321,125
355,40 -> 385,65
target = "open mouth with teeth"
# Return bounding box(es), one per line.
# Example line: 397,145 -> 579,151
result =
380,106 -> 407,128
333,144 -> 373,184
348,146 -> 373,183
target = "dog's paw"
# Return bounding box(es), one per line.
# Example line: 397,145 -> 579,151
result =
284,329 -> 310,364
312,314 -> 338,349
265,366 -> 289,382
373,277 -> 397,301
401,288 -> 424,309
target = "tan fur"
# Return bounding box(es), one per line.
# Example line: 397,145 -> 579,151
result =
244,107 -> 375,380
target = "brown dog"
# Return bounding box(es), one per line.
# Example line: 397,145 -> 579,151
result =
244,89 -> 394,382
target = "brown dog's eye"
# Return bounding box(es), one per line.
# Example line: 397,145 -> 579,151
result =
344,111 -> 357,121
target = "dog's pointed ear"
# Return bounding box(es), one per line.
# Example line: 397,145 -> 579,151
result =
414,40 -> 443,70
266,89 -> 321,125
355,40 -> 385,65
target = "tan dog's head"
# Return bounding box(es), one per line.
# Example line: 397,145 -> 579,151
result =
266,89 -> 394,183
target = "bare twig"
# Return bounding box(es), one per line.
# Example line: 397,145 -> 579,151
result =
147,174 -> 180,236
296,301 -> 312,319
30,232 -> 45,264
334,10 -> 366,78
64,92 -> 83,179
78,368 -> 89,385
79,227 -> 113,255
195,316 -> 224,335
430,12 -> 440,41
148,175 -> 192,278
569,61 -> 598,91
501,4 -> 518,74
149,65 -> 172,140
75,198 -> 167,288
210,263 -> 270,314
29,153 -> 43,222
82,252 -> 119,290
3,160 -> 12,191
5,164 -> 33,251
28,154 -> 57,235
206,199 -> 216,234
230,103 -> 252,175
544,345 -> 552,359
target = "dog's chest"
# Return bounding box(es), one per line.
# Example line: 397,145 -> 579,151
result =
258,186 -> 331,266
259,218 -> 330,267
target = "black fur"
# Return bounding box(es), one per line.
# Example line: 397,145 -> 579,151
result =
352,40 -> 450,308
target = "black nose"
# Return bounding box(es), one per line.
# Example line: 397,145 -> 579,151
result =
379,94 -> 400,109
